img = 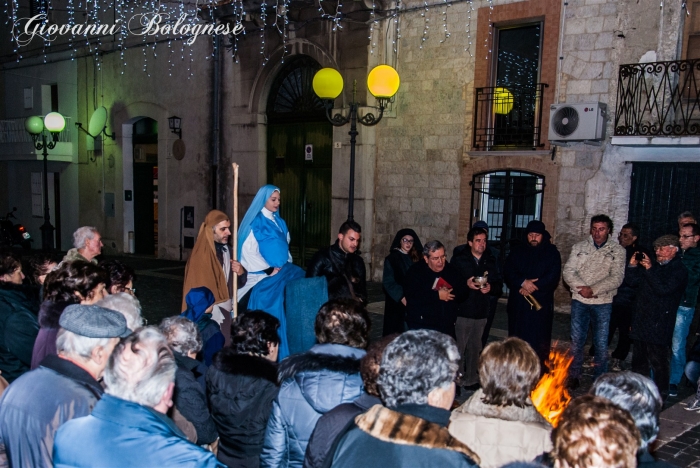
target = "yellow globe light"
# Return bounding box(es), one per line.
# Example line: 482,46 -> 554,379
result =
24,115 -> 44,135
312,68 -> 344,100
493,87 -> 514,114
44,112 -> 66,133
367,65 -> 400,99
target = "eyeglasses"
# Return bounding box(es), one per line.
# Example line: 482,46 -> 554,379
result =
681,235 -> 697,239
124,287 -> 136,295
401,238 -> 414,244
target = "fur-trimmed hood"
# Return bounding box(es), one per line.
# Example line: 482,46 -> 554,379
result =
37,300 -> 72,329
453,389 -> 551,426
356,405 -> 480,465
211,347 -> 278,384
278,346 -> 363,381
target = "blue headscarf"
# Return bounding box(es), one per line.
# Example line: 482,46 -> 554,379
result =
181,286 -> 216,327
237,184 -> 281,255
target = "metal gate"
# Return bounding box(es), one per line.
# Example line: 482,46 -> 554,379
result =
267,56 -> 332,267
629,162 -> 700,249
470,170 -> 545,262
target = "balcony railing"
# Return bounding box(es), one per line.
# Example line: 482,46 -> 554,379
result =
615,60 -> 700,137
0,117 -> 73,144
472,83 -> 548,151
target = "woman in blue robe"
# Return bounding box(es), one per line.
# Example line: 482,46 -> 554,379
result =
237,185 -> 304,360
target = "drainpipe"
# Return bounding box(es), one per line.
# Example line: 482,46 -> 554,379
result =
211,34 -> 222,209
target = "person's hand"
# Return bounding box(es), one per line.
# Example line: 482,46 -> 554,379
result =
480,283 -> 491,294
401,297 -> 407,306
231,260 -> 245,275
577,286 -> 597,299
640,256 -> 652,270
519,287 -> 529,296
270,267 -> 281,276
521,279 -> 539,294
438,288 -> 455,301
467,277 -> 480,290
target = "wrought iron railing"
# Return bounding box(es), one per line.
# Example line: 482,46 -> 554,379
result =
615,60 -> 700,136
472,83 -> 548,151
0,117 -> 72,144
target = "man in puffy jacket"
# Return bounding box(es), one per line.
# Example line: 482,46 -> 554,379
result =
53,327 -> 223,467
563,214 -> 626,388
261,299 -> 369,468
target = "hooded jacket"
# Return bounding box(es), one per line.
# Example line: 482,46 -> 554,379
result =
261,344 -> 365,468
449,389 -> 552,468
382,229 -> 423,335
0,281 -> 39,382
207,350 -> 280,468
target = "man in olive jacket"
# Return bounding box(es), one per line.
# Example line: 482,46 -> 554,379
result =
563,214 -> 626,387
630,235 -> 688,400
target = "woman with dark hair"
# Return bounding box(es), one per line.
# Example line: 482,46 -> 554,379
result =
382,228 -> 422,335
27,252 -> 59,287
99,259 -> 135,295
0,249 -> 40,383
206,311 -> 281,468
30,261 -> 108,369
449,337 -> 552,468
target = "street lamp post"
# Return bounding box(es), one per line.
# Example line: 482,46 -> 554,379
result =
24,112 -> 66,251
312,65 -> 400,222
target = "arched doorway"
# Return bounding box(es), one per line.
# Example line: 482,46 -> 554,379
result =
470,169 -> 545,262
132,117 -> 158,255
266,56 -> 332,267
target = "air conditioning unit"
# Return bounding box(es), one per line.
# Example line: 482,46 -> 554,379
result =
548,102 -> 607,143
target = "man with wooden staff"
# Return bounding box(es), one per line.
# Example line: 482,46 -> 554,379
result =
182,209 -> 247,346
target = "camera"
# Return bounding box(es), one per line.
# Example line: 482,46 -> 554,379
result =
635,252 -> 645,262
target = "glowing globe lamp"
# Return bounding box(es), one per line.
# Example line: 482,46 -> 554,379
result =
24,116 -> 44,135
44,112 -> 66,133
367,65 -> 400,99
312,68 -> 344,100
493,87 -> 514,114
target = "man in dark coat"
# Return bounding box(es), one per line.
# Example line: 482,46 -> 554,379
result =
404,240 -> 469,337
451,226 -> 503,388
630,234 -> 688,400
504,220 -> 562,367
306,221 -> 367,303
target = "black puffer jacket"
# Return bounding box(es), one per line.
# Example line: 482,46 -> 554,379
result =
173,352 -> 218,445
207,349 -> 279,468
451,245 -> 503,319
306,241 -> 367,303
630,255 -> 688,346
0,282 -> 40,383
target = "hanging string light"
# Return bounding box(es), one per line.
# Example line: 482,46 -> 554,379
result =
439,0 -> 449,43
419,0 -> 429,49
392,0 -> 401,55
368,0 -> 376,54
464,0 -> 473,56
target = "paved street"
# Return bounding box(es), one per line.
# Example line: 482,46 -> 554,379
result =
120,254 -> 700,466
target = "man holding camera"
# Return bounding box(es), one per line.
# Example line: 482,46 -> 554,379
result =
630,235 -> 688,400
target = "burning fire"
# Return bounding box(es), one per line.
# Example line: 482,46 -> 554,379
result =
531,350 -> 573,427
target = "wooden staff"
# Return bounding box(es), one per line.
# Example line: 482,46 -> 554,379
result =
232,163 -> 239,318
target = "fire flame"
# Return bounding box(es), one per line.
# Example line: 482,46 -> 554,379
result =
531,350 -> 573,427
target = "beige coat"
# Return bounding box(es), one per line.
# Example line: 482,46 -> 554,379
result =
562,236 -> 626,304
448,389 -> 552,468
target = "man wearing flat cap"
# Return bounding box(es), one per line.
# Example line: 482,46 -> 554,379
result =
504,220 -> 562,367
182,210 -> 247,346
0,304 -> 130,467
630,234 -> 688,400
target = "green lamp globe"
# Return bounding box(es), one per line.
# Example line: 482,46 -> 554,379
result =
312,68 -> 344,100
367,65 -> 400,99
44,112 -> 66,133
24,116 -> 44,135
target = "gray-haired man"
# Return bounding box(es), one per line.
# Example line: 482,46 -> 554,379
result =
0,304 -> 129,467
63,226 -> 103,264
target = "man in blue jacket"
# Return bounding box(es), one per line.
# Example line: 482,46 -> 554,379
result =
53,327 -> 223,467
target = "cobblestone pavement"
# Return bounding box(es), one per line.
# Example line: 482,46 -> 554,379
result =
119,255 -> 700,465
